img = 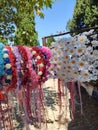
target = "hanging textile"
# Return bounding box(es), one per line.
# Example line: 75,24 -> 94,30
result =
49,29 -> 98,118
0,44 -> 52,130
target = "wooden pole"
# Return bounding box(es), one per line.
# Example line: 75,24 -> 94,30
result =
42,37 -> 46,46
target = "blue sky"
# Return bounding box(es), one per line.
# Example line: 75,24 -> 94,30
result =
35,0 -> 76,45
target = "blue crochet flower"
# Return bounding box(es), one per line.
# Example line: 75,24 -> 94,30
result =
3,50 -> 8,53
4,58 -> 10,64
5,69 -> 12,75
5,79 -> 11,84
3,47 -> 12,85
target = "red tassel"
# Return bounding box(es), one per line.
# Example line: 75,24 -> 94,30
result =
77,81 -> 83,114
69,82 -> 75,120
58,79 -> 62,113
38,83 -> 45,122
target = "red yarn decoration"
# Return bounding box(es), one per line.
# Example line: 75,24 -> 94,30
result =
31,47 -> 45,82
0,91 -> 5,101
18,46 -> 30,86
6,46 -> 17,92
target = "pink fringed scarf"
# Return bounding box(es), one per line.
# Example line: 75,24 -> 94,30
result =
77,81 -> 83,114
66,81 -> 83,120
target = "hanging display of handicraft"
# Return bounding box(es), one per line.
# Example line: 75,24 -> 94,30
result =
50,29 -> 98,82
0,44 -> 52,130
49,30 -> 98,120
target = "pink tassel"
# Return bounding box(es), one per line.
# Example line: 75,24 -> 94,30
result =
36,86 -> 42,124
69,82 -> 75,120
26,88 -> 32,118
77,81 -> 83,114
37,83 -> 45,124
22,88 -> 30,130
58,79 -> 62,113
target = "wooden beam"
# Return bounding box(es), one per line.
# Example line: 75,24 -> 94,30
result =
42,37 -> 46,46
42,26 -> 98,46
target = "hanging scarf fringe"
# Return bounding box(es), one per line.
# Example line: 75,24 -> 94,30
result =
66,81 -> 75,120
77,81 -> 83,114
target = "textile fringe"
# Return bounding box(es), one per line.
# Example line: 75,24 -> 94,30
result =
67,82 -> 75,120
58,79 -> 62,113
77,81 -> 83,114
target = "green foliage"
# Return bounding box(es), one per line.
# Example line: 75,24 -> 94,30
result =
66,0 -> 98,35
0,0 -> 54,46
46,37 -> 56,47
0,35 -> 8,45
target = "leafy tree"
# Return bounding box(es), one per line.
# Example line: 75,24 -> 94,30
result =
66,0 -> 98,35
0,0 -> 54,46
67,0 -> 98,86
46,37 -> 56,47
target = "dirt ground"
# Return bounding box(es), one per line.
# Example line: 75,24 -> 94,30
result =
28,78 -> 71,130
0,79 -> 71,130
1,79 -> 98,130
28,79 -> 98,130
